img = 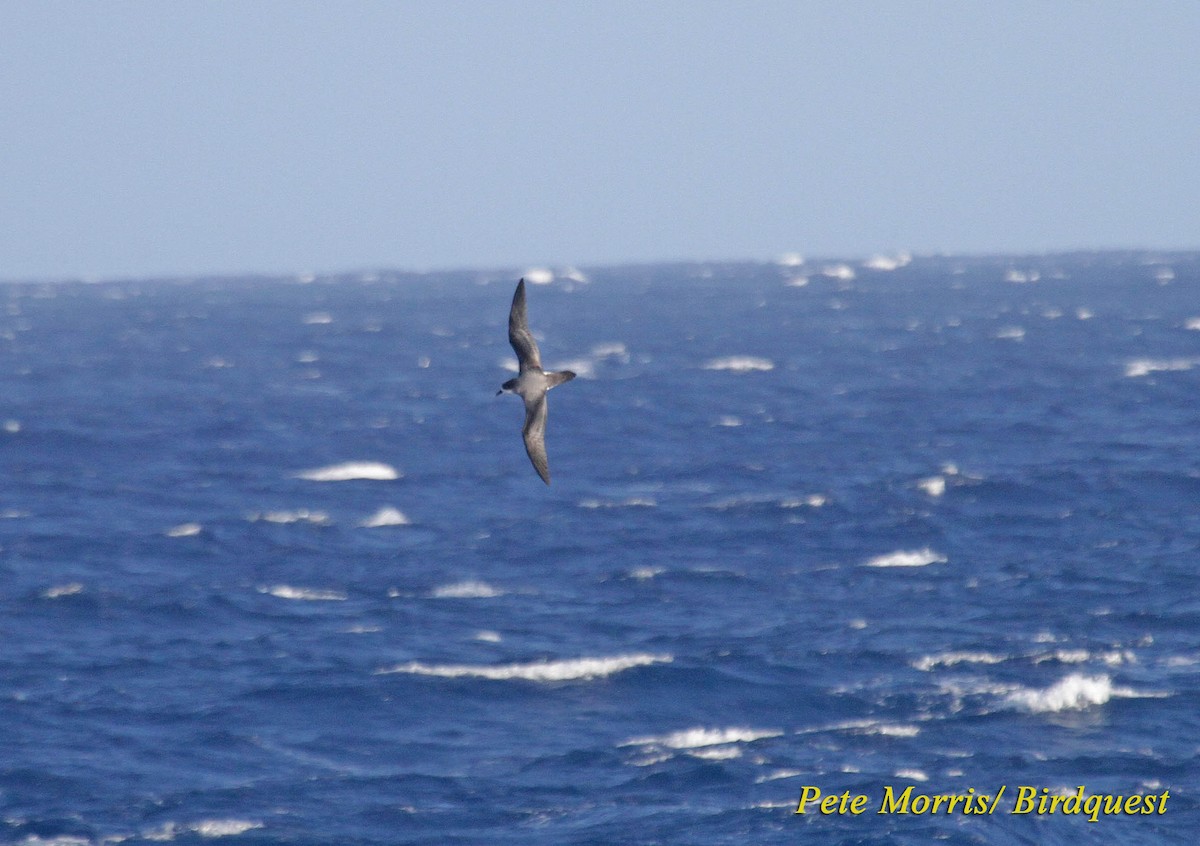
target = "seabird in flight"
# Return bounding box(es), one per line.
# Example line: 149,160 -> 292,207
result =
496,278 -> 576,484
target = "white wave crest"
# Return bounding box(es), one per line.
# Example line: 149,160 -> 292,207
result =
295,461 -> 400,481
918,476 -> 946,497
863,252 -> 912,271
42,583 -> 84,599
192,819 -> 264,837
864,548 -> 946,568
913,651 -> 1007,671
578,497 -> 657,509
248,509 -> 331,525
165,522 -> 203,537
259,585 -> 347,601
622,726 -> 782,749
812,718 -> 921,737
358,506 -> 411,527
377,653 -> 670,681
431,580 -> 503,599
1005,673 -> 1142,713
1124,357 -> 1199,378
702,356 -> 774,373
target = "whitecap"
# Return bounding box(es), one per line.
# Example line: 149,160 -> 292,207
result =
294,461 -> 400,481
628,566 -> 664,580
358,506 -> 411,527
522,267 -> 555,285
895,768 -> 929,782
1005,673 -> 1151,713
784,276 -> 809,287
1124,357 -> 1199,378
3,419 -> 20,433
42,583 -> 84,599
862,252 -> 912,271
622,726 -> 782,749
864,548 -> 946,568
259,585 -> 347,601
377,653 -> 671,681
820,263 -> 856,281
994,326 -> 1025,341
917,476 -> 946,497
431,580 -> 503,599
578,497 -> 657,509
811,718 -> 921,738
248,509 -> 331,525
191,819 -> 264,837
776,252 -> 805,267
912,651 -> 1007,671
779,494 -> 826,508
1185,317 -> 1200,331
714,415 -> 742,427
756,768 -> 804,783
165,522 -> 202,537
1005,269 -> 1040,283
591,341 -> 629,361
689,745 -> 742,760
303,311 -> 333,324
474,630 -> 503,643
702,356 -> 774,373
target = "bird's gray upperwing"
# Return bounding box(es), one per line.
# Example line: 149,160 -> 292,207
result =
508,278 -> 542,372
521,392 -> 551,485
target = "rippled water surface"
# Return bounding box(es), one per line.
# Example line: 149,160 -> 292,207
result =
1,254 -> 1198,844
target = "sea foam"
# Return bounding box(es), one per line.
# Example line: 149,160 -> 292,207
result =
702,356 -> 775,373
1005,673 -> 1145,713
259,585 -> 347,601
358,506 -> 411,527
864,548 -> 947,568
295,461 -> 400,481
621,726 -> 782,749
376,653 -> 671,681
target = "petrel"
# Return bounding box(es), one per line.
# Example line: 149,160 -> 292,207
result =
496,278 -> 576,484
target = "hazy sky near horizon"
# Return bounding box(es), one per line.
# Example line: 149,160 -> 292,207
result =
3,1 -> 1198,281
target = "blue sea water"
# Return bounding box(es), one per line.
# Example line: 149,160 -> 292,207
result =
1,253 -> 1198,845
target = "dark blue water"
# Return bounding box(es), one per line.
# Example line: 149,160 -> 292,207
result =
1,253 -> 1197,845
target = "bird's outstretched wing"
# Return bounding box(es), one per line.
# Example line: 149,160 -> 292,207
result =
522,393 -> 551,485
508,278 -> 542,373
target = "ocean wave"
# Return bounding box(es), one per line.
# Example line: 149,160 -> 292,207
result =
805,718 -> 922,738
377,653 -> 671,681
1004,673 -> 1149,713
259,585 -> 347,602
864,548 -> 946,568
430,580 -> 504,599
578,497 -> 657,509
294,461 -> 400,481
913,651 -> 1008,671
247,509 -> 331,525
165,522 -> 202,537
1124,357 -> 1199,378
702,355 -> 774,373
863,252 -> 912,272
42,583 -> 84,599
621,726 -> 782,750
357,506 -> 411,527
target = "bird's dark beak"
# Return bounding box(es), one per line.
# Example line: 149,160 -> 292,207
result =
495,389 -> 503,396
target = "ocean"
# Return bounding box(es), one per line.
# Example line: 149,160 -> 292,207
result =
1,252 -> 1197,845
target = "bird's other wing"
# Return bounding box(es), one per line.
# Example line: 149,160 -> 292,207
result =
521,393 -> 551,485
508,278 -> 542,372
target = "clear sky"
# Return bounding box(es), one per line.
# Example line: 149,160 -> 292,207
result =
3,1 -> 1198,281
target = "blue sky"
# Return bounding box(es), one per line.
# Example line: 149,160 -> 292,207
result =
3,1 -> 1198,281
